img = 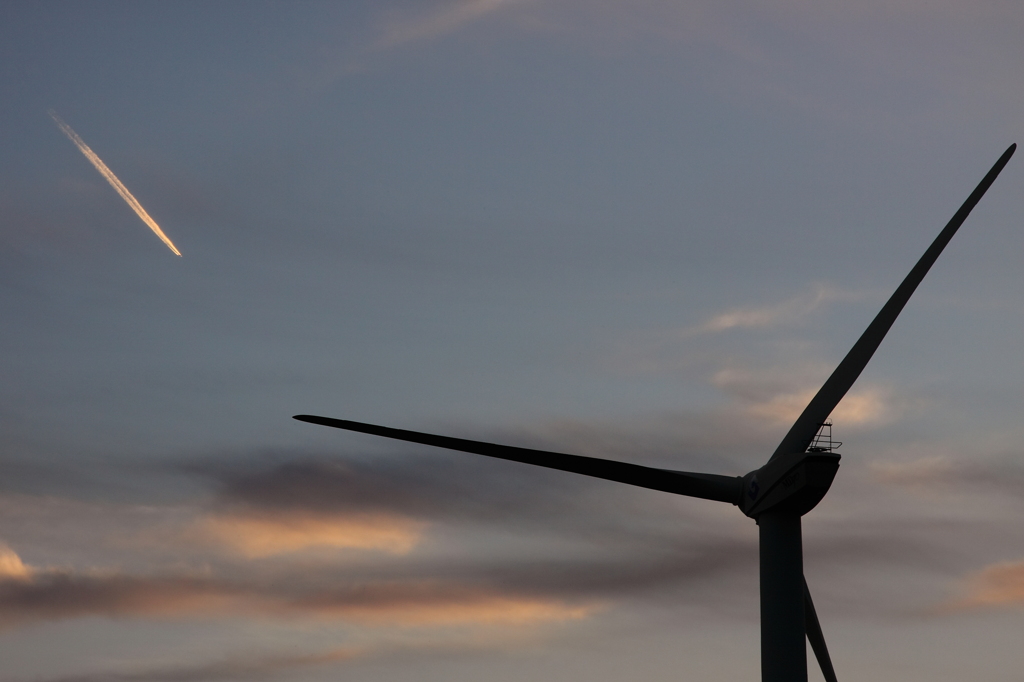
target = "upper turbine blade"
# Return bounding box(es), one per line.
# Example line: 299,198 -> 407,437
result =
804,578 -> 838,682
769,144 -> 1016,462
294,414 -> 743,504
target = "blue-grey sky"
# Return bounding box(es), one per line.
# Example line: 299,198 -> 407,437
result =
2,2 -> 1024,681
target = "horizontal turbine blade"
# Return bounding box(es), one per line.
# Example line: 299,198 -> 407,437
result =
804,577 -> 838,682
770,143 -> 1016,462
294,414 -> 743,504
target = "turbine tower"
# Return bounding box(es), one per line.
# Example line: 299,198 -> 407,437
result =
296,144 -> 1015,682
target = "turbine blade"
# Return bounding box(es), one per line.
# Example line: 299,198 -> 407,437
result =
294,414 -> 743,504
804,577 -> 838,682
769,144 -> 1016,462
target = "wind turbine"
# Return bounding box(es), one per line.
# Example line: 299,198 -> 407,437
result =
295,144 -> 1015,682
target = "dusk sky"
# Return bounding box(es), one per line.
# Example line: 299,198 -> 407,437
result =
2,2 -> 1024,681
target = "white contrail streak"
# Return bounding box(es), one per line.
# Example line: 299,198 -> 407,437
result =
49,110 -> 181,256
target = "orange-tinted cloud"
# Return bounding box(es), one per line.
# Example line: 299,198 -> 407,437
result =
0,569 -> 594,630
712,367 -> 891,427
746,386 -> 888,426
692,285 -> 863,335
944,559 -> 1024,611
197,512 -> 425,557
0,543 -> 31,579
0,572 -> 246,627
293,581 -> 596,625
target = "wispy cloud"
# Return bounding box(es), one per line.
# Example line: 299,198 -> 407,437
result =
870,456 -> 959,488
14,646 -> 364,682
711,365 -> 893,428
0,567 -> 595,630
49,110 -> 182,256
195,511 -> 425,558
596,285 -> 871,385
503,0 -> 1024,132
691,284 -> 863,335
193,456 -> 605,530
374,0 -> 526,49
943,559 -> 1024,612
747,386 -> 889,427
305,585 -> 596,626
870,456 -> 1024,497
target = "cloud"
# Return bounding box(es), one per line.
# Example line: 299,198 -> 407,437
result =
16,646 -> 364,682
0,568 -> 594,630
870,456 -> 958,488
3,444 -> 1000,675
0,572 -> 241,626
711,365 -> 893,428
294,582 -> 596,625
0,543 -> 31,580
943,559 -> 1024,611
748,386 -> 889,427
510,0 -> 1024,131
599,286 -> 881,424
192,455 -> 615,533
691,285 -> 863,335
8,425 -> 1004,655
0,469 -> 759,631
374,0 -> 526,49
869,456 -> 1024,498
196,511 -> 425,558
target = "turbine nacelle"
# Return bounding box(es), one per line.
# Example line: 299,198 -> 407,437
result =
741,451 -> 841,518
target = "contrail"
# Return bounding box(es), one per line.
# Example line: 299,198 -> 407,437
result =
49,110 -> 181,256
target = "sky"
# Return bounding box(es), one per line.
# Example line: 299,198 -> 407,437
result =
1,1 -> 1024,680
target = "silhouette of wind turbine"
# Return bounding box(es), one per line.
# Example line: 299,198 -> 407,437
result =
295,144 -> 1015,682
